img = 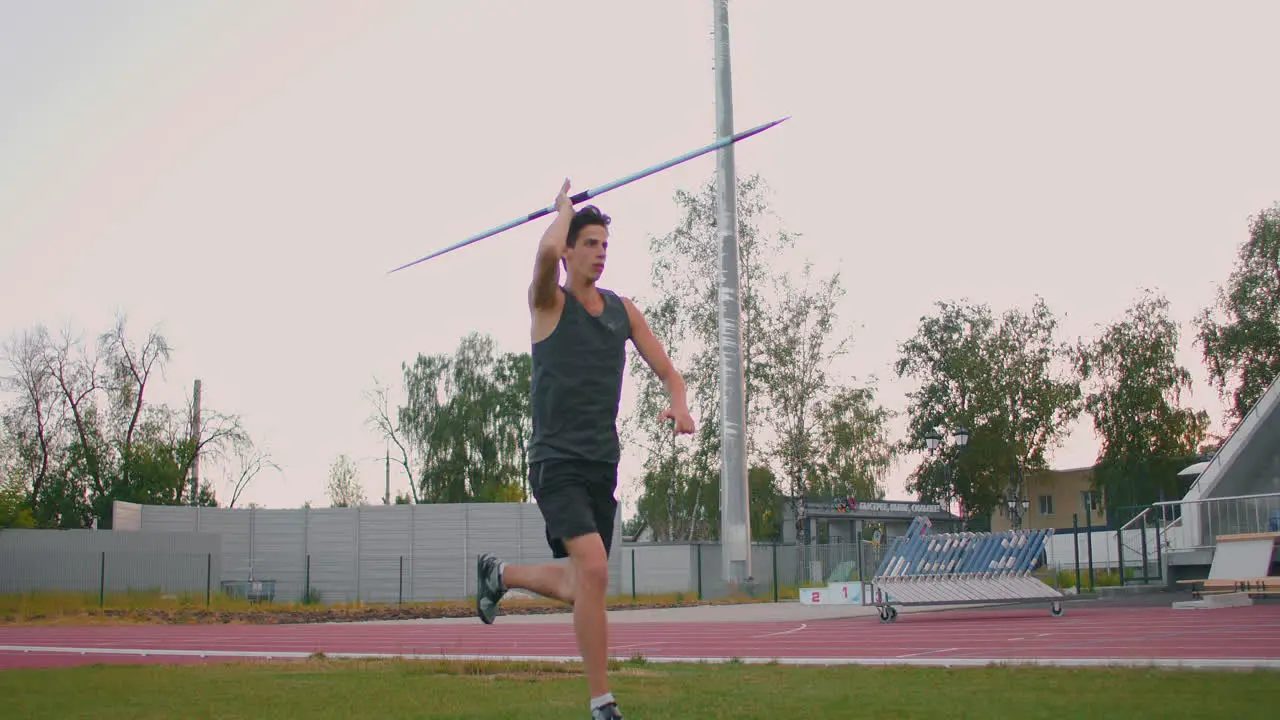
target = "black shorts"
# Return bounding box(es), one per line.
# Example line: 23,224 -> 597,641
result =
528,458 -> 618,559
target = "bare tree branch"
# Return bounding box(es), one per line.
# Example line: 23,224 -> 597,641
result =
99,313 -> 172,491
1,326 -> 61,502
364,375 -> 420,503
225,439 -> 279,509
46,325 -> 105,496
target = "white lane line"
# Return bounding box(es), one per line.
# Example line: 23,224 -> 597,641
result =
752,624 -> 808,639
2,645 -> 1278,670
1009,633 -> 1053,641
896,647 -> 959,659
612,643 -> 666,651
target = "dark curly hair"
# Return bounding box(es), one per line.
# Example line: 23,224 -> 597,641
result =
566,205 -> 611,248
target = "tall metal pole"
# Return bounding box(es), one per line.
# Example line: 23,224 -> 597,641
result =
713,0 -> 752,585
189,379 -> 202,505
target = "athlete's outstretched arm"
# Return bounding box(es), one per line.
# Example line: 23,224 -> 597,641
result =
529,179 -> 575,310
622,298 -> 695,434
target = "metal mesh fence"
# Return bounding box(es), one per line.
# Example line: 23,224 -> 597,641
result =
0,548 -> 220,605
619,543 -> 795,602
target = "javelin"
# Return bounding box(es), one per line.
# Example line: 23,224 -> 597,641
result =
387,115 -> 790,274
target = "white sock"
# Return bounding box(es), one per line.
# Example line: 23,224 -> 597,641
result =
496,561 -> 507,590
591,693 -> 615,710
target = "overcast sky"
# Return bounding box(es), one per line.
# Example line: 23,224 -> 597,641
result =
2,1 -> 1277,516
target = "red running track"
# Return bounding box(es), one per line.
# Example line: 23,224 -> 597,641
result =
2,604 -> 1279,671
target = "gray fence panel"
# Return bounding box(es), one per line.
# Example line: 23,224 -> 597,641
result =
0,546 -> 102,595
198,510 -> 252,586
618,542 -> 802,598
140,505 -> 198,533
0,529 -> 221,597
468,504 -> 522,599
307,509 -> 358,604
359,505 -> 411,604
113,501 -> 142,530
519,506 -> 555,567
251,509 -> 307,603
622,545 -> 693,595
0,503 -> 649,604
412,503 -> 467,601
104,550 -> 210,597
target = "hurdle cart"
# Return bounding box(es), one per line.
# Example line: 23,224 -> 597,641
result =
869,517 -> 1065,623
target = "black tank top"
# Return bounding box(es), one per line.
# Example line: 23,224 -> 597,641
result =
527,286 -> 632,465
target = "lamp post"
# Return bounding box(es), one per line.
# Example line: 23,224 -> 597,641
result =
923,427 -> 969,527
1005,462 -> 1030,530
924,427 -> 970,453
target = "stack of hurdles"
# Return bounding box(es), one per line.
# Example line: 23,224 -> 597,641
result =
871,517 -> 1064,616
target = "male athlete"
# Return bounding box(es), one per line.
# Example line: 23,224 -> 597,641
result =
476,179 -> 695,719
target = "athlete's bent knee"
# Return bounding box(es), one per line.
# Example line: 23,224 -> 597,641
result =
577,556 -> 609,595
566,535 -> 609,595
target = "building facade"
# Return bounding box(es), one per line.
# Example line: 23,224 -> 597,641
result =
989,466 -> 1105,532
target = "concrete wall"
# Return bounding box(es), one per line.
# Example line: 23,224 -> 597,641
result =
107,501 -> 622,604
0,528 -> 223,596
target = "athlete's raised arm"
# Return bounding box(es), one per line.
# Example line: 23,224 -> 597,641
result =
528,179 -> 575,311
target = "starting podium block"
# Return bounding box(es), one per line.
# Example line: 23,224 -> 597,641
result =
799,581 -> 863,605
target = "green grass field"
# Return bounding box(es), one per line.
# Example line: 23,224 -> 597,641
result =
1,658 -> 1275,719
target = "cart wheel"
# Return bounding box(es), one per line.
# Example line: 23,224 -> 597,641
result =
1051,601 -> 1064,617
887,606 -> 899,622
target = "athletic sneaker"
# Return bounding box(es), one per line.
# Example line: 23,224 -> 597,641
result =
475,552 -> 507,625
591,702 -> 623,719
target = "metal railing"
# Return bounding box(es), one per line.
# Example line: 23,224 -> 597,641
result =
1116,507 -> 1162,585
1153,491 -> 1280,551
622,542 -> 791,602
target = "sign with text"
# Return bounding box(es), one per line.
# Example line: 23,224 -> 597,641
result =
802,497 -> 948,517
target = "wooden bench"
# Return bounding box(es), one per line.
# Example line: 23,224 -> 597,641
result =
1177,576 -> 1280,599
1175,532 -> 1279,599
1216,532 -> 1280,543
